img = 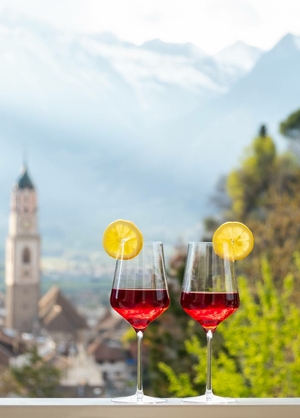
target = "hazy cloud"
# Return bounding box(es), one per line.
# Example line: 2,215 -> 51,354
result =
0,0 -> 299,53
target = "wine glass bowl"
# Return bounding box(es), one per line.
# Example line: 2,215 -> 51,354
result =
110,241 -> 170,404
180,242 -> 240,403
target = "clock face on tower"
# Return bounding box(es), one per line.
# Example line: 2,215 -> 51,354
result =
21,218 -> 31,231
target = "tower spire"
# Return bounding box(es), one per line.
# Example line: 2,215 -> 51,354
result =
17,161 -> 34,190
6,165 -> 40,332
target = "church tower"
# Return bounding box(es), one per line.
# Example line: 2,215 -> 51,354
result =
5,166 -> 41,333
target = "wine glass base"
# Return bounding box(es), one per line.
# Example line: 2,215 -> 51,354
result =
111,394 -> 167,404
182,393 -> 236,404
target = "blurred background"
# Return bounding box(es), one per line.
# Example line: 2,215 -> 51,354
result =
1,0 -> 300,399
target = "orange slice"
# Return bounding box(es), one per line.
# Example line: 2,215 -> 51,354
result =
212,221 -> 254,261
102,219 -> 143,260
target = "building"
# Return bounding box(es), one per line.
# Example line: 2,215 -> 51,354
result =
4,166 -> 88,339
88,309 -> 135,396
5,165 -> 41,333
2,166 -> 104,396
39,285 -> 88,350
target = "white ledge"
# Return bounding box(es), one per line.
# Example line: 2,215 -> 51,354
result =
1,398 -> 300,418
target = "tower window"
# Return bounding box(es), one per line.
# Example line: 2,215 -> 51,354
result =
23,248 -> 31,264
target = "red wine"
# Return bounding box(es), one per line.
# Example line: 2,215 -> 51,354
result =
180,291 -> 239,332
110,289 -> 170,332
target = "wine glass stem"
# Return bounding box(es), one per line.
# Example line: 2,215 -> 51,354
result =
206,330 -> 213,400
136,330 -> 144,401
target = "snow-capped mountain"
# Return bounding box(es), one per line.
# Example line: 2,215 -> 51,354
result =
214,40 -> 263,72
0,8 -> 263,122
0,9 -> 299,263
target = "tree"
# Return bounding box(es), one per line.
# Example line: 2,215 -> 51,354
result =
0,348 -> 62,397
226,124 -> 277,220
157,120 -> 300,398
280,108 -> 300,140
205,124 -> 300,293
159,258 -> 300,397
148,119 -> 300,398
280,109 -> 300,159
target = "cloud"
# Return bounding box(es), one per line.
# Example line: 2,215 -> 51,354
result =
141,11 -> 165,24
0,0 -> 299,53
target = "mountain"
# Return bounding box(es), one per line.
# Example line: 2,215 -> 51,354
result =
142,39 -> 207,58
214,40 -> 263,72
153,34 -> 300,195
0,10 -> 298,268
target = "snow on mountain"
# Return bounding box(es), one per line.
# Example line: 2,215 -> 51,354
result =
224,32 -> 300,116
0,8 -> 265,125
77,34 -> 266,119
141,38 -> 207,59
215,40 -> 263,70
293,34 -> 300,50
213,40 -> 263,85
155,33 -> 300,188
82,37 -> 220,93
0,10 -> 144,136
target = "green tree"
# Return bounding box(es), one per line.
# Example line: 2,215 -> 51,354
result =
160,257 -> 300,397
280,109 -> 300,139
0,348 -> 62,397
149,119 -> 300,398
226,125 -> 277,220
280,109 -> 300,159
158,119 -> 300,398
207,124 -> 300,292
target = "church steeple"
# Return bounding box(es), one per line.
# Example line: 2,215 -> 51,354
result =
5,165 -> 41,333
9,165 -> 38,234
17,166 -> 35,190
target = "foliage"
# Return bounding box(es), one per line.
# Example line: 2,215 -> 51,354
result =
149,117 -> 300,398
226,125 -> 277,220
208,124 -> 300,293
0,348 -> 62,397
280,108 -> 300,140
145,296 -> 205,395
160,258 -> 300,397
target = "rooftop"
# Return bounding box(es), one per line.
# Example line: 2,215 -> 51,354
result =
17,166 -> 35,190
39,286 -> 88,332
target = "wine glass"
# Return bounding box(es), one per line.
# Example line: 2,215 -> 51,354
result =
180,242 -> 240,403
110,241 -> 170,404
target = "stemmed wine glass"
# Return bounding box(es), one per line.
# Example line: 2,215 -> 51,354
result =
180,242 -> 240,403
110,241 -> 170,404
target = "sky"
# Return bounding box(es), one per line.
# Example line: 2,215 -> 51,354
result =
0,0 -> 300,54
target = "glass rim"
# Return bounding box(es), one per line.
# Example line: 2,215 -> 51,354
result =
142,241 -> 163,245
188,241 -> 213,245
